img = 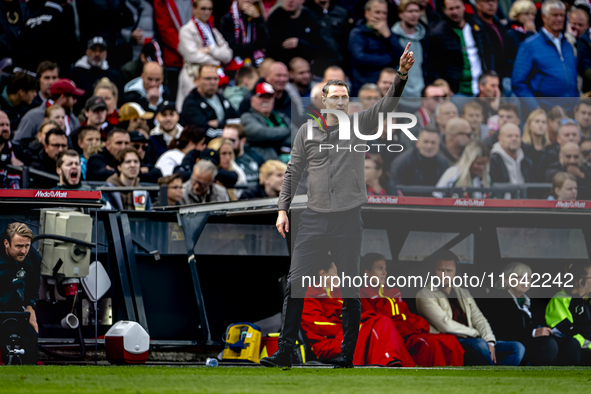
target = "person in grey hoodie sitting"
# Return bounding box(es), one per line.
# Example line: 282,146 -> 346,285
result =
489,123 -> 534,186
390,0 -> 433,113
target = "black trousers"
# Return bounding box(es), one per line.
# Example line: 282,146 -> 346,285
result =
522,335 -> 582,366
279,207 -> 363,359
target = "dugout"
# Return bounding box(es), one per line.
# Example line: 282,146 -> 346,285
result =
0,191 -> 590,351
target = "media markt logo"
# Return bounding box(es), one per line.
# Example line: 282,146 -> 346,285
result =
35,191 -> 67,198
305,109 -> 418,153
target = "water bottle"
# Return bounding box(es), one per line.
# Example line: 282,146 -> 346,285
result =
205,357 -> 219,367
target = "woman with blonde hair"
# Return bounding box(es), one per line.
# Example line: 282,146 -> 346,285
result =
478,261 -> 579,366
507,0 -> 537,48
94,78 -> 119,128
176,0 -> 233,109
435,141 -> 490,198
208,137 -> 247,200
44,105 -> 65,131
521,108 -> 549,170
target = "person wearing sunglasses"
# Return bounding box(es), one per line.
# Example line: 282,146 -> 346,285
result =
129,131 -> 162,183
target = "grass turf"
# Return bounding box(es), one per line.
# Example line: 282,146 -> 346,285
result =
0,366 -> 590,394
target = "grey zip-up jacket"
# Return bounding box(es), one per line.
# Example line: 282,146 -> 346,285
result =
278,75 -> 407,213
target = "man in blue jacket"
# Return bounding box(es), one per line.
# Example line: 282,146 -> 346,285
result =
512,0 -> 578,111
348,0 -> 404,96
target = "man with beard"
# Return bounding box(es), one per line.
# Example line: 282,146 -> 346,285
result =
239,160 -> 287,199
104,147 -> 153,211
54,150 -> 85,190
222,123 -> 265,187
70,37 -> 123,115
14,79 -> 85,146
288,57 -> 312,98
545,142 -> 591,194
147,101 -> 183,164
0,111 -> 24,189
0,223 -> 40,334
241,82 -> 294,162
86,129 -> 130,181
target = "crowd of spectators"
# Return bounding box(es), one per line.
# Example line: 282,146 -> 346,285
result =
2,0 -> 591,208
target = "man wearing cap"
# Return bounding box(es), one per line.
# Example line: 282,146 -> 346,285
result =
180,64 -> 238,135
69,97 -> 110,146
180,158 -> 229,205
123,62 -> 171,113
14,79 -> 85,146
240,82 -> 295,162
70,36 -> 123,114
87,128 -> 130,181
118,102 -> 154,135
147,101 -> 183,164
129,131 -> 163,183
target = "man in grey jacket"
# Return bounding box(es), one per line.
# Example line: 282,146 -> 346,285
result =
240,82 -> 295,162
260,44 -> 415,369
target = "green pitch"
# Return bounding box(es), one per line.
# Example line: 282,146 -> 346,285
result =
1,366 -> 590,394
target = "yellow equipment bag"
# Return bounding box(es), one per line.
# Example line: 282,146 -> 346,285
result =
222,322 -> 262,363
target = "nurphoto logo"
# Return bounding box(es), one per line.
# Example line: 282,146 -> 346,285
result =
305,109 -> 418,153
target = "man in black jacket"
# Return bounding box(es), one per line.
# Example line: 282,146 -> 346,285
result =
86,129 -> 130,181
29,128 -> 67,188
0,223 -> 40,333
429,0 -> 494,95
180,65 -> 238,137
390,128 -> 448,188
305,0 -> 352,73
545,142 -> 591,196
348,0 -> 405,95
266,0 -> 328,76
474,0 -> 515,79
69,37 -> 123,115
489,123 -> 534,184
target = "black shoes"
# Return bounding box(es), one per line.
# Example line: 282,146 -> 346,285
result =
333,356 -> 354,369
260,347 -> 292,368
